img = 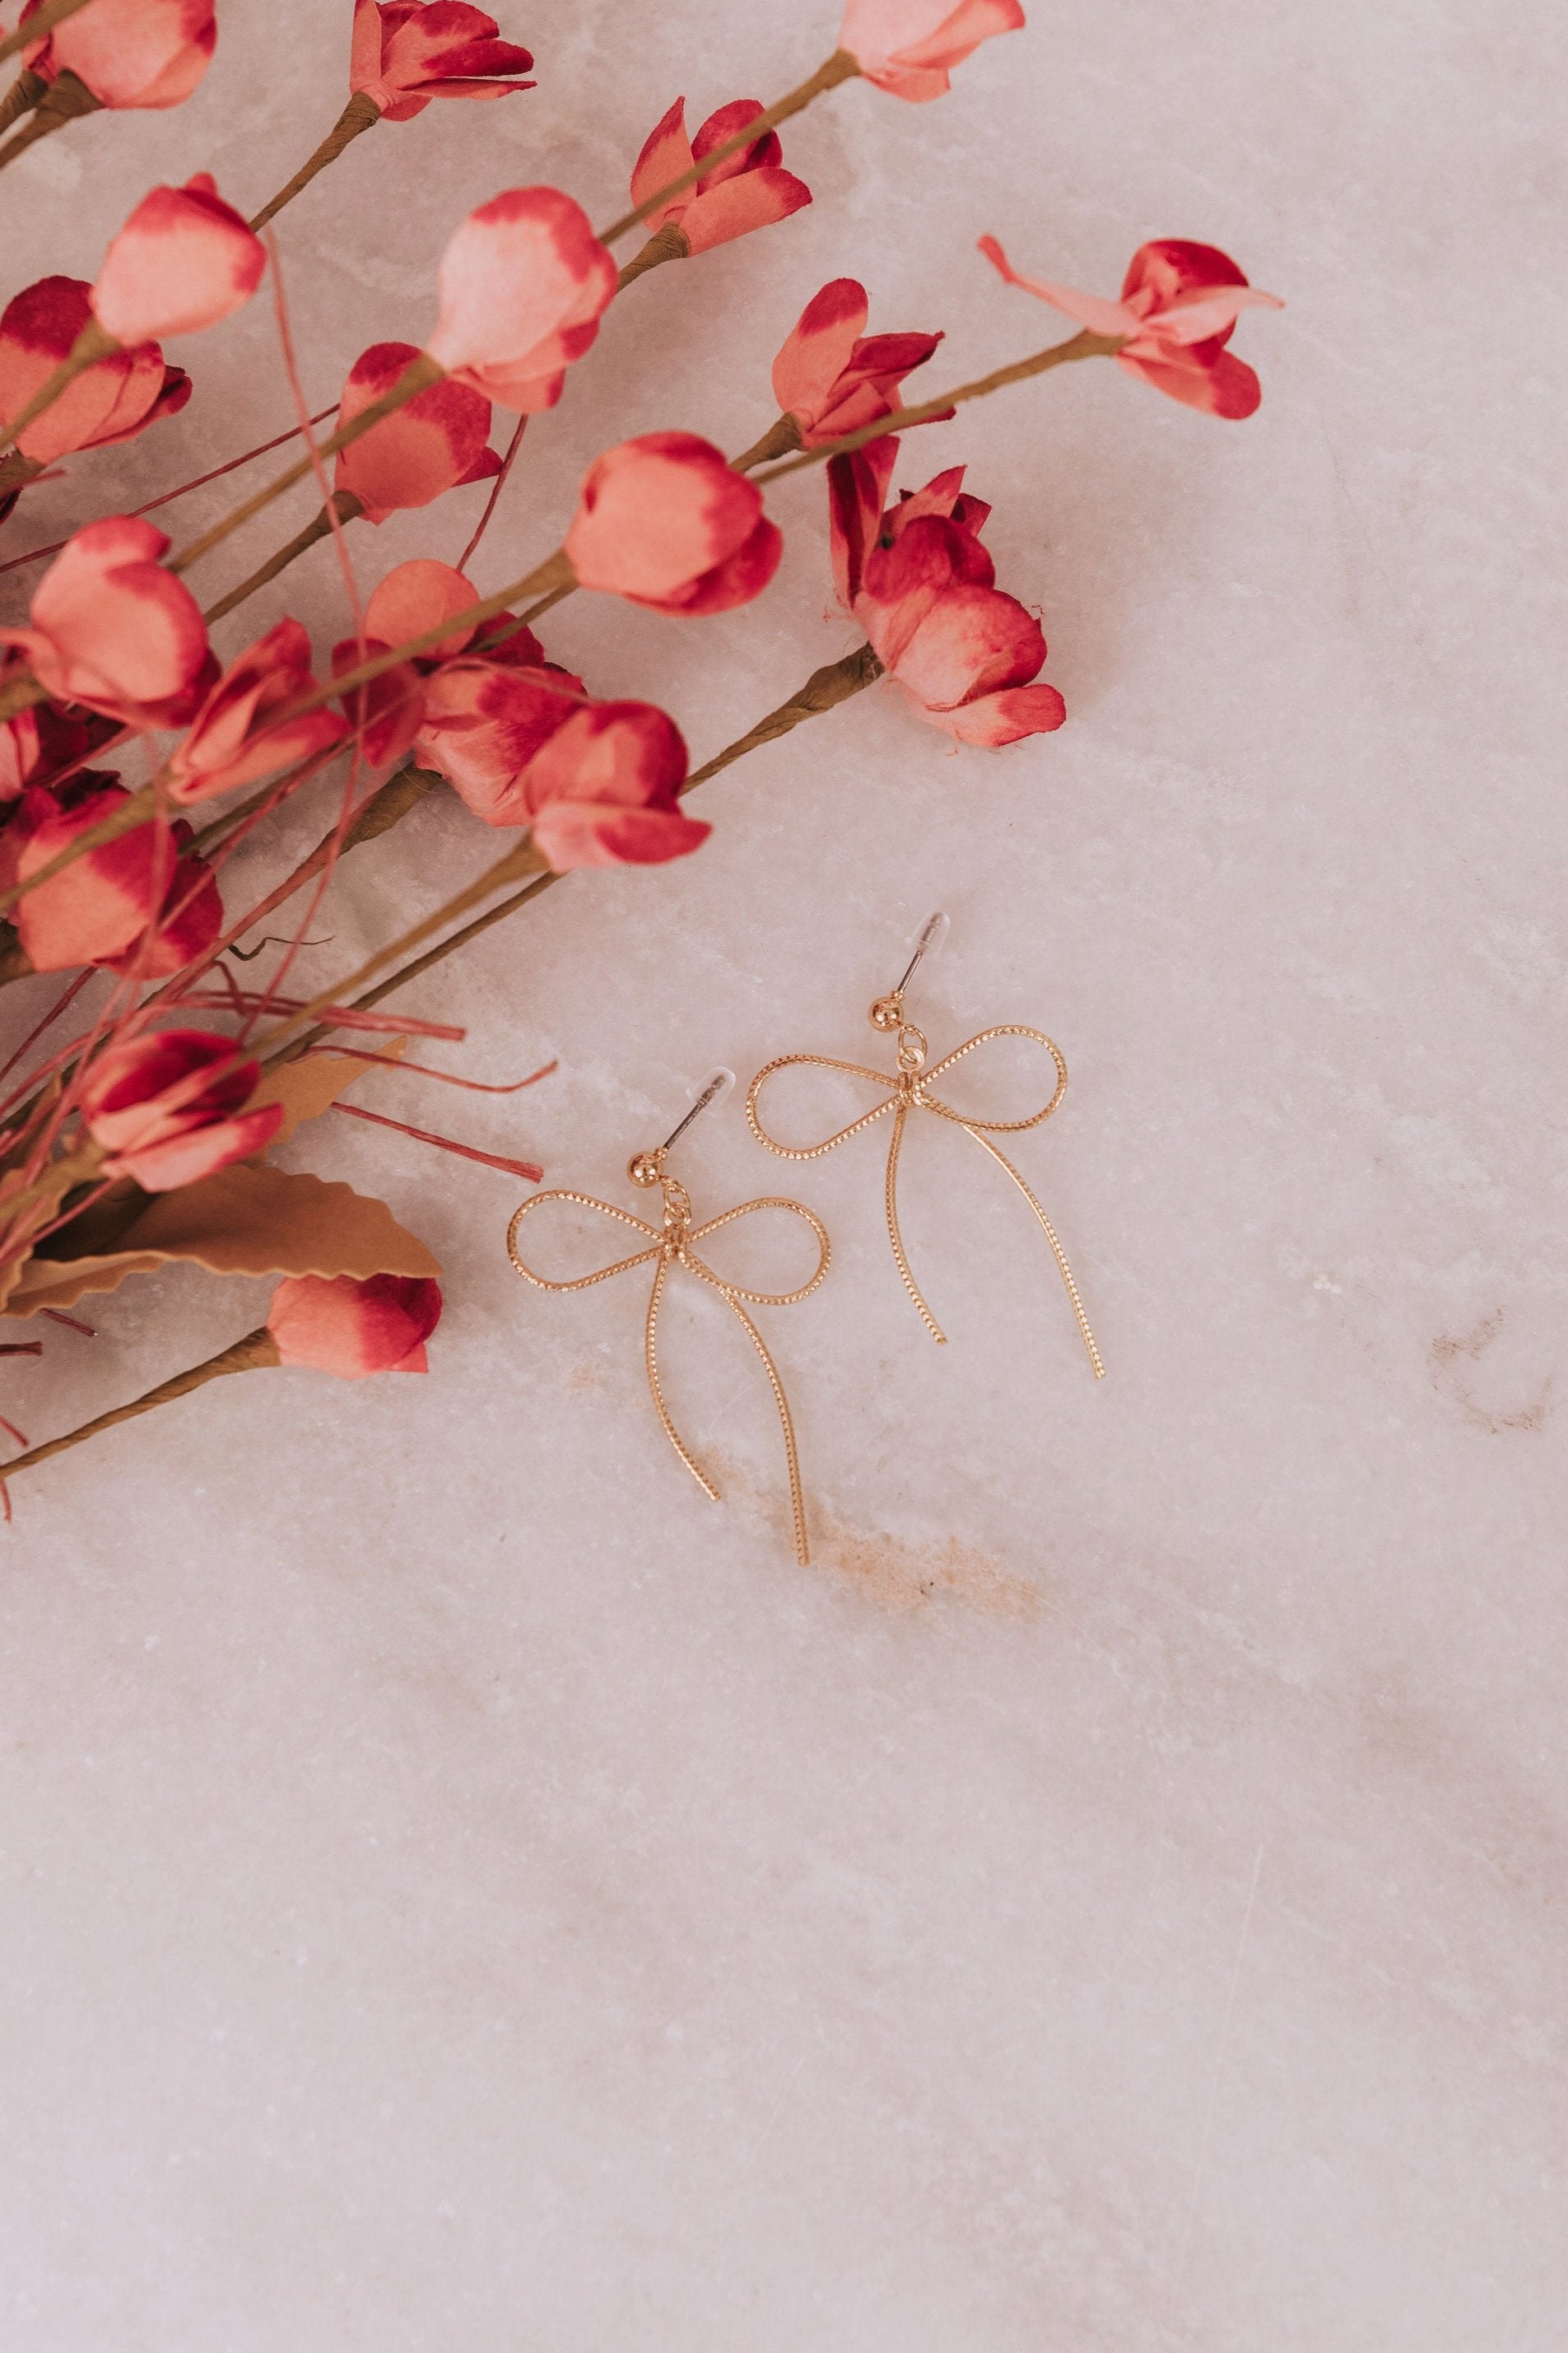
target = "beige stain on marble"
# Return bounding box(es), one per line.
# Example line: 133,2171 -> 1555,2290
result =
705,1450 -> 1040,1618
1430,1309 -> 1554,1435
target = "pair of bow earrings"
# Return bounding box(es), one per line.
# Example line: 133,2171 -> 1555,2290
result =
507,916 -> 1104,1568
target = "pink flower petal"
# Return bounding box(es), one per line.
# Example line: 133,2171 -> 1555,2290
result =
268,1271 -> 443,1378
24,515 -> 215,727
166,617 -> 347,804
977,235 -> 1140,339
108,1101 -> 281,1190
0,275 -> 175,465
933,681 -> 1067,743
334,341 -> 496,522
891,581 -> 1048,708
91,175 -> 265,347
773,278 -> 869,423
426,188 -> 616,413
629,96 -> 696,227
363,558 -> 482,657
840,0 -> 1024,100
27,0 -> 216,111
677,167 -> 812,254
565,432 -> 775,610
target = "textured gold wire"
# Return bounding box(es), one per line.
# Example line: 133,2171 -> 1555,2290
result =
746,1013 -> 1104,1378
507,1168 -> 830,1565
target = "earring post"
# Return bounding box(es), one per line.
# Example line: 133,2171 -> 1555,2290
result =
657,1067 -> 733,1155
892,910 -> 949,999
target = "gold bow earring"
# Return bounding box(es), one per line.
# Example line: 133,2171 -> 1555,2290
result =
745,916 -> 1104,1379
507,1072 -> 831,1565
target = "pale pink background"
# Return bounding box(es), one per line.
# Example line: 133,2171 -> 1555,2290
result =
0,2 -> 1562,2346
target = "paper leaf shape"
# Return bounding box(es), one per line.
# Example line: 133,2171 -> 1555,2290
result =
6,1163 -> 438,1317
249,1038 -> 407,1147
119,1163 -> 440,1278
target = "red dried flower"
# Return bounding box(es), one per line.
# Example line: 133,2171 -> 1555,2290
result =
90,175 -> 265,348
0,516 -> 216,729
268,1271 -> 443,1377
21,0 -> 216,111
333,342 -> 500,523
831,440 -> 1066,744
771,278 -> 942,447
3,780 -> 222,975
426,188 -> 616,413
514,702 -> 707,870
565,432 -> 782,616
0,277 -> 188,468
166,619 -> 350,806
630,98 -> 811,254
350,0 -> 534,122
79,1028 -> 281,1192
979,235 -> 1282,421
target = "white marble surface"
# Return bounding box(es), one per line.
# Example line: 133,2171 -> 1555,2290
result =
1,2 -> 1564,2346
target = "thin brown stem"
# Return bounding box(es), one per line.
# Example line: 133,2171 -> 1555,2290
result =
681,642 -> 882,789
0,404 -> 338,583
731,413 -> 803,473
0,63 -> 100,173
266,645 -> 884,1068
597,49 -> 859,243
0,0 -> 100,68
0,67 -> 44,135
614,221 -> 689,288
756,330 -> 1125,481
249,91 -> 381,232
457,415 -> 526,573
169,352 -> 444,576
2,1328 -> 279,1481
256,832 -> 551,1060
202,490 -> 364,626
204,763 -> 442,968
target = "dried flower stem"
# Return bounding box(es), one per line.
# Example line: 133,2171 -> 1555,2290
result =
2,1327 -> 279,1481
597,49 -> 860,242
249,91 -> 381,232
0,64 -> 100,175
257,832 -> 552,1059
268,645 -> 884,1065
615,222 -> 690,288
169,352 -> 444,575
0,404 -> 339,582
0,317 -> 1098,920
0,67 -> 44,136
457,415 -> 526,572
731,413 -> 804,472
189,762 -> 442,975
0,0 -> 100,68
202,490 -> 365,625
756,329 -> 1126,480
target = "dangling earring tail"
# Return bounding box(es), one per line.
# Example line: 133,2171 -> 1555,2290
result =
508,1073 -> 831,1564
746,916 -> 1104,1377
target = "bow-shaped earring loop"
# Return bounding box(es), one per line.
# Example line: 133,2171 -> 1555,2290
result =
508,1159 -> 830,1566
747,1012 -> 1102,1377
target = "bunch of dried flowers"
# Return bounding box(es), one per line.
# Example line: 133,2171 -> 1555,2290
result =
0,0 -> 1280,1504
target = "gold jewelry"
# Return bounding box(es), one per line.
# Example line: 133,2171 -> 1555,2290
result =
507,1073 -> 831,1565
745,916 -> 1104,1378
